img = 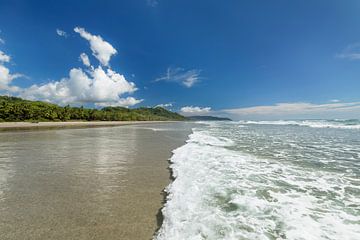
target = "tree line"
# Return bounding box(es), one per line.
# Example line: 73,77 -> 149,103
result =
0,96 -> 186,122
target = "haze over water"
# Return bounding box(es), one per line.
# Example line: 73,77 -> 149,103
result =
157,120 -> 360,240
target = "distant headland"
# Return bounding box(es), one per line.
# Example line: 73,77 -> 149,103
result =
187,115 -> 232,121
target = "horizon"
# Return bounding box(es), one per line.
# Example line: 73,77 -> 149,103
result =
1,0 -> 360,120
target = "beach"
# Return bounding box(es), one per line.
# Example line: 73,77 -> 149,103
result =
0,121 -> 180,131
0,122 -> 194,239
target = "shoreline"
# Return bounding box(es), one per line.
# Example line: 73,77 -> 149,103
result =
0,121 -> 181,131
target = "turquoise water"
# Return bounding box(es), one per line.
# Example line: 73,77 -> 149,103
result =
156,120 -> 360,240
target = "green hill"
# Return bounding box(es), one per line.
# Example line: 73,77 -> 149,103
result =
0,96 -> 186,122
187,115 -> 232,121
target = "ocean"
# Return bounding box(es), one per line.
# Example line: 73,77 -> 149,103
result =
156,120 -> 360,240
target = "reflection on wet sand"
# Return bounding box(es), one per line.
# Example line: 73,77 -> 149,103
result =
0,123 -> 193,239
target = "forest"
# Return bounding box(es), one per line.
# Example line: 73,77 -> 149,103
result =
0,96 -> 186,122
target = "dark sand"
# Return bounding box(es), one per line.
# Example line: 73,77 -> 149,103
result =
0,122 -> 194,239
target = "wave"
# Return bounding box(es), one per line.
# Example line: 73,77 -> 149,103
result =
155,126 -> 360,240
238,119 -> 360,129
187,131 -> 235,147
155,131 -> 242,240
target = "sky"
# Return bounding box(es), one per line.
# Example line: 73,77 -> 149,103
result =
1,0 -> 360,120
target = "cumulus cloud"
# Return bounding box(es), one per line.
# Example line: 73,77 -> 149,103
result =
56,29 -> 68,38
336,43 -> 360,60
17,27 -> 141,107
155,103 -> 173,108
0,50 -> 22,92
222,102 -> 360,120
21,66 -> 138,106
74,27 -> 117,66
155,67 -> 201,88
0,65 -> 22,92
95,97 -> 143,107
79,53 -> 91,67
180,106 -> 211,116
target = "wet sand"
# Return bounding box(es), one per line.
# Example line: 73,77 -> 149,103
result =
0,122 -> 194,239
0,121 -> 179,131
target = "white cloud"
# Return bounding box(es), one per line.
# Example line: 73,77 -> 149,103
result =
155,103 -> 173,108
0,27 -> 140,107
0,50 -> 10,62
180,106 -> 211,116
0,50 -> 22,92
147,0 -> 159,7
330,99 -> 340,103
20,66 -> 139,107
0,31 -> 4,44
56,29 -> 68,38
74,27 -> 117,66
79,53 -> 91,67
336,43 -> 360,60
95,97 -> 143,107
155,67 -> 201,88
0,65 -> 22,92
13,27 -> 142,107
222,102 -> 360,120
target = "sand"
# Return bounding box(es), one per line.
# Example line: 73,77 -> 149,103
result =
0,121 -> 180,131
0,122 -> 194,240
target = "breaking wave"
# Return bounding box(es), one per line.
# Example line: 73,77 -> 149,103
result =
155,121 -> 360,240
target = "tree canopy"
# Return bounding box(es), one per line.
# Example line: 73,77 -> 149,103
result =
0,96 -> 186,122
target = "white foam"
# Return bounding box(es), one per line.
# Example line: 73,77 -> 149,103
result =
187,130 -> 235,147
238,120 -> 360,129
135,127 -> 182,132
155,127 -> 360,240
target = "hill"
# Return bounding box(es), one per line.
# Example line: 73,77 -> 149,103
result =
0,96 -> 186,122
187,115 -> 232,121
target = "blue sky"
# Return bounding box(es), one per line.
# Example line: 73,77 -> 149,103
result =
1,0 -> 360,119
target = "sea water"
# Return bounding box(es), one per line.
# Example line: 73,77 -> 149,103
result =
156,120 -> 360,240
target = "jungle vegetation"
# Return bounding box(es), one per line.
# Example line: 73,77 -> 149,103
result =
0,96 -> 186,122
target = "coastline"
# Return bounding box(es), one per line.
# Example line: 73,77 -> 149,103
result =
0,120 -> 181,131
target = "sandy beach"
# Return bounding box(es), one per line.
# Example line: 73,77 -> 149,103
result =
0,122 -> 194,239
0,121 -> 181,131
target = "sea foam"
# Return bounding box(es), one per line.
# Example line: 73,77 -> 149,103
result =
155,122 -> 360,240
238,119 -> 360,129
